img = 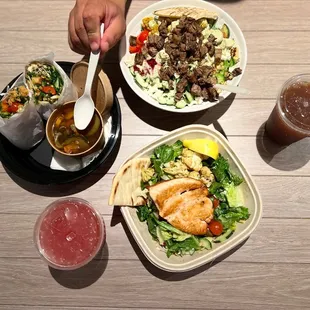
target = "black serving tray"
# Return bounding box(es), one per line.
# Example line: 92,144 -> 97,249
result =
0,61 -> 121,185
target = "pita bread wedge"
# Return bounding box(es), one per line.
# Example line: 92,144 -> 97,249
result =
109,158 -> 151,206
154,7 -> 218,21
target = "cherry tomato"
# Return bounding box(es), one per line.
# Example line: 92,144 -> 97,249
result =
129,45 -> 142,54
213,198 -> 220,209
42,86 -> 56,95
208,220 -> 223,236
7,102 -> 20,113
137,30 -> 149,44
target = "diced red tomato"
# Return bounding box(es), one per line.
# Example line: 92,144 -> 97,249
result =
7,102 -> 20,113
208,220 -> 223,236
129,45 -> 142,54
137,30 -> 149,45
42,86 -> 56,95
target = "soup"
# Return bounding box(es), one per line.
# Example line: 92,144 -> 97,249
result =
52,106 -> 102,154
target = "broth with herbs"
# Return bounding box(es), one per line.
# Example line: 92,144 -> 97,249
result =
52,107 -> 102,154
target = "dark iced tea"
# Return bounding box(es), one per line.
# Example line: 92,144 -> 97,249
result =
265,75 -> 310,145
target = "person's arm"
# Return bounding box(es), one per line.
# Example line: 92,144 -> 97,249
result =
68,0 -> 126,55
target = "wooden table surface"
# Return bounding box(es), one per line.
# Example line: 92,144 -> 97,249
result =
1,0 -> 310,309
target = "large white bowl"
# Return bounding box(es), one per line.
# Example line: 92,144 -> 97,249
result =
119,0 -> 248,113
119,125 -> 262,272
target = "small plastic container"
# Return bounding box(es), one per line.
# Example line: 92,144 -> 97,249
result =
34,197 -> 105,270
118,125 -> 262,272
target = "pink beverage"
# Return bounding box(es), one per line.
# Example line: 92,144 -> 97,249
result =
34,198 -> 105,270
265,74 -> 310,145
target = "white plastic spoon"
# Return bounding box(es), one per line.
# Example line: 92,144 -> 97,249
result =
74,23 -> 104,130
214,84 -> 251,95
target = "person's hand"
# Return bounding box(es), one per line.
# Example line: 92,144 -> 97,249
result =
68,0 -> 126,55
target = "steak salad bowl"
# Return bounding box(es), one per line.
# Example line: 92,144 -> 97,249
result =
119,0 -> 247,113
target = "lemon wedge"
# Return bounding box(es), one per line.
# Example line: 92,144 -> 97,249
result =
183,139 -> 219,159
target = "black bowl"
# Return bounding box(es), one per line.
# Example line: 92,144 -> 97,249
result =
0,62 -> 121,185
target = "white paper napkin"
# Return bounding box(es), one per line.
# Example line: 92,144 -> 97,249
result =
50,114 -> 112,172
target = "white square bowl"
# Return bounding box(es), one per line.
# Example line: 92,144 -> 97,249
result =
120,125 -> 262,272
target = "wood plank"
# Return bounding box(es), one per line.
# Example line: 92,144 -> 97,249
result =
0,306 -> 307,310
0,171 -> 309,218
118,97 -> 272,136
1,214 -> 310,264
1,30 -> 310,65
0,31 -> 81,65
0,307 -> 213,310
0,134 -> 310,177
1,1 -> 309,32
0,258 -> 310,309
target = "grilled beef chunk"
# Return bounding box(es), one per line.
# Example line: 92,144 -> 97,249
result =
129,36 -> 137,46
208,34 -> 216,43
200,45 -> 208,58
159,66 -> 176,81
187,72 -> 197,84
232,68 -> 242,77
191,84 -> 202,97
176,77 -> 188,93
175,92 -> 183,102
198,76 -> 217,86
208,88 -> 219,101
180,43 -> 186,52
172,34 -> 182,45
179,51 -> 187,62
208,45 -> 215,57
201,88 -> 209,100
148,34 -> 164,51
156,36 -> 165,50
141,46 -> 149,57
177,62 -> 188,74
159,19 -> 169,37
148,46 -> 158,57
134,53 -> 144,66
214,49 -> 222,64
148,34 -> 156,46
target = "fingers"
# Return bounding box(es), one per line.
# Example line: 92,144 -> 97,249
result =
82,7 -> 101,51
100,14 -> 126,53
74,5 -> 91,53
68,10 -> 85,55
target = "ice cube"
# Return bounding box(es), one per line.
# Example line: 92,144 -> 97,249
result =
66,231 -> 76,242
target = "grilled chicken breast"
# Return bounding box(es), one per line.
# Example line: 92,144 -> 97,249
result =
148,178 -> 213,235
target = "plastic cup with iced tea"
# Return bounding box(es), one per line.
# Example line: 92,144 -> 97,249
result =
34,197 -> 106,270
265,74 -> 310,145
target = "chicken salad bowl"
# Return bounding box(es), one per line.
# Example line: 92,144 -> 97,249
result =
109,125 -> 262,272
120,0 -> 247,113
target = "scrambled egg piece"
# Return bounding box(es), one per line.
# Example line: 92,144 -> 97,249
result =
141,167 -> 155,182
163,160 -> 189,178
181,148 -> 203,171
200,166 -> 215,187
